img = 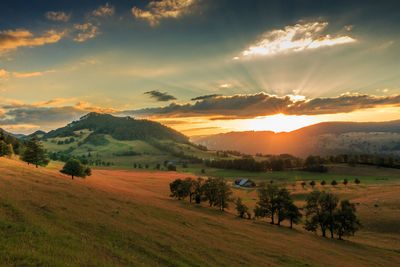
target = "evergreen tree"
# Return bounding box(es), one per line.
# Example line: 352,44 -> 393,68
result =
21,135 -> 49,168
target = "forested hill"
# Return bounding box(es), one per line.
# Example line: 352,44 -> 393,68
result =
192,120 -> 400,157
44,112 -> 189,143
0,129 -> 25,155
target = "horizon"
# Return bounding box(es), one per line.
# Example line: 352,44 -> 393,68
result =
2,111 -> 400,137
1,0 -> 400,135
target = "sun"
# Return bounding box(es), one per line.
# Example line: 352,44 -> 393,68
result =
244,114 -> 319,133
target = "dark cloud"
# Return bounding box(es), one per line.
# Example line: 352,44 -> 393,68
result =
123,93 -> 400,118
191,94 -> 222,101
0,106 -> 85,125
144,90 -> 177,102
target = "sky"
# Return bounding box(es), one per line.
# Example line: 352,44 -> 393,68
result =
0,0 -> 400,135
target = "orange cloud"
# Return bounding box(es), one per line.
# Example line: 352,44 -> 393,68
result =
132,0 -> 198,26
92,3 -> 115,17
0,29 -> 64,55
73,23 -> 99,42
12,71 -> 43,78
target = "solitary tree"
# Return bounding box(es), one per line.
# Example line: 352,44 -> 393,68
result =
354,178 -> 361,185
21,135 -> 49,168
60,158 -> 91,179
343,179 -> 348,187
321,180 -> 326,186
331,180 -> 337,187
310,180 -> 316,189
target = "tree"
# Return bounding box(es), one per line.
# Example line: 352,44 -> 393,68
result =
334,200 -> 361,240
310,180 -> 316,189
287,202 -> 302,229
169,179 -> 187,200
322,192 -> 339,238
235,197 -> 249,218
301,182 -> 306,189
321,180 -> 326,186
60,158 -> 91,179
304,191 -> 338,238
202,178 -> 232,211
331,180 -> 337,186
202,178 -> 219,207
254,184 -> 279,224
167,164 -> 177,171
214,179 -> 233,211
21,135 -> 49,168
343,179 -> 348,187
0,140 -> 12,157
183,178 -> 196,203
193,177 -> 204,204
276,188 -> 292,226
354,178 -> 360,185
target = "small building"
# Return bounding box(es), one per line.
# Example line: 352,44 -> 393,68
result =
233,178 -> 256,188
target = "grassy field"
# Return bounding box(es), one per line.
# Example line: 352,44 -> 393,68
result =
203,164 -> 400,184
1,157 -> 400,266
42,131 -> 216,167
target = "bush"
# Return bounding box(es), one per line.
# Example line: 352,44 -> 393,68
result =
167,164 -> 177,171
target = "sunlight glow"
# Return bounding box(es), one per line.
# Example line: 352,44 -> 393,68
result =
244,114 -> 319,132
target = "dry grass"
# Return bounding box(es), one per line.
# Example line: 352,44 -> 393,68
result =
1,157 -> 399,266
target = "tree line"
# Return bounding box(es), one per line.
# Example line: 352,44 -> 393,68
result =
170,179 -> 360,240
170,177 -> 232,211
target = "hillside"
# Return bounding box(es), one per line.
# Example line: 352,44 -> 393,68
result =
1,157 -> 400,266
41,113 -> 211,166
44,112 -> 188,143
191,120 -> 400,157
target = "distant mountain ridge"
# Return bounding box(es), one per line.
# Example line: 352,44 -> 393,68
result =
191,120 -> 400,157
0,128 -> 26,139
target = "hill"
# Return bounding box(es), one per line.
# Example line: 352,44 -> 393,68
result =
0,128 -> 26,139
0,129 -> 25,155
1,157 -> 399,266
41,113 -> 211,167
191,120 -> 400,157
44,112 -> 188,143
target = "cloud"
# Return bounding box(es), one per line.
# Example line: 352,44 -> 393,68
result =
0,29 -> 64,56
0,100 -> 119,133
0,69 -> 10,81
123,93 -> 400,118
219,83 -> 231,88
240,21 -> 356,58
12,71 -> 43,78
144,90 -> 177,101
191,94 -> 222,101
45,11 -> 71,22
92,3 -> 115,17
73,23 -> 99,42
132,0 -> 198,26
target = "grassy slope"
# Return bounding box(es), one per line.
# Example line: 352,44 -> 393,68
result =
1,157 -> 400,266
42,131 -> 214,167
